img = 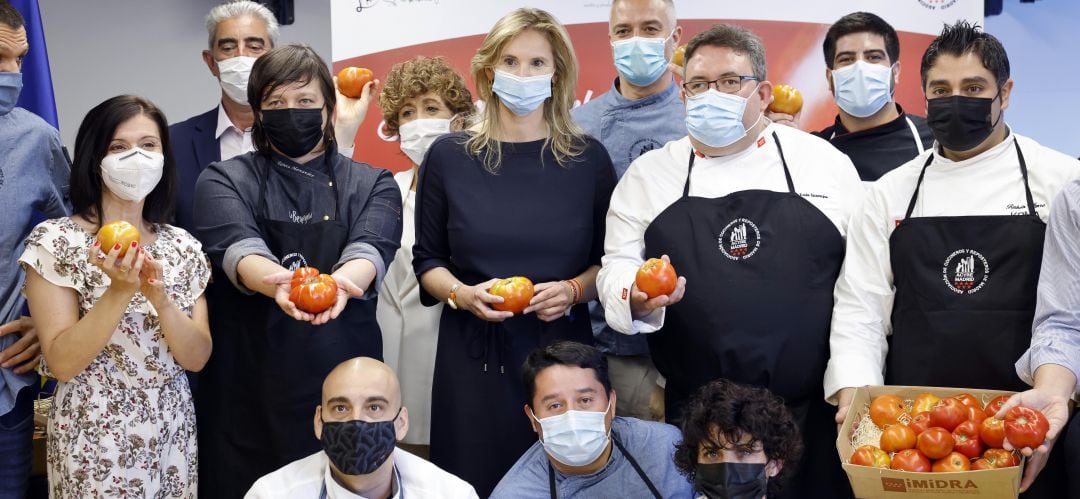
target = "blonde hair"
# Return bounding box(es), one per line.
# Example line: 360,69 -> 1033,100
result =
467,8 -> 586,172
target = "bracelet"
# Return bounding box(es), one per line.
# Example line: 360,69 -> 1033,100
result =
563,279 -> 582,304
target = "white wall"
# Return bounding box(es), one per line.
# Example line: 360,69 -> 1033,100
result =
40,0 -> 331,149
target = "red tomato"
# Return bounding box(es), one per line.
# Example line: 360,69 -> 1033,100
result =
952,420 -> 984,459
909,411 -> 932,435
1004,406 -> 1050,449
970,458 -> 995,470
930,398 -> 968,432
97,220 -> 140,258
337,67 -> 374,98
850,445 -> 891,469
768,84 -> 804,115
980,417 -> 1006,448
881,424 -> 917,453
870,395 -> 906,428
917,427 -> 955,460
932,452 -> 972,472
985,395 -> 1010,417
953,393 -> 983,411
489,276 -> 535,314
635,258 -> 677,298
983,448 -> 1019,468
966,405 -> 988,425
890,449 -> 931,472
911,393 -> 941,415
289,267 -> 338,314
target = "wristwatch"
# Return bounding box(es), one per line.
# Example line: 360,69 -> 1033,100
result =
447,283 -> 461,310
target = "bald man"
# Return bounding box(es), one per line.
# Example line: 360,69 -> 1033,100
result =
246,358 -> 478,498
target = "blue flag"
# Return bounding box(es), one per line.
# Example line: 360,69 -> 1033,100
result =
11,0 -> 57,128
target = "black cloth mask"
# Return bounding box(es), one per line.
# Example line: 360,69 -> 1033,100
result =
926,94 -> 1001,152
320,410 -> 399,476
261,108 -> 325,158
695,462 -> 769,499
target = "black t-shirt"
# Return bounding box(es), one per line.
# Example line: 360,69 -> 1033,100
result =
813,104 -> 935,182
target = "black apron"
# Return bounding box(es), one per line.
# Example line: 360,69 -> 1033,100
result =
547,433 -> 661,499
198,153 -> 382,498
887,139 -> 1071,498
642,132 -> 849,498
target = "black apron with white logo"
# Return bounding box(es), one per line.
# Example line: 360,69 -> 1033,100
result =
643,132 -> 849,498
199,153 -> 382,498
887,139 -> 1042,391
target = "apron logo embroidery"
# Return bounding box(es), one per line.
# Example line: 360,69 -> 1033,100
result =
281,252 -> 308,272
718,218 -> 761,261
628,138 -> 663,165
942,249 -> 990,294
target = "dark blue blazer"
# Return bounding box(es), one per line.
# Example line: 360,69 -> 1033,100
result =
169,108 -> 220,233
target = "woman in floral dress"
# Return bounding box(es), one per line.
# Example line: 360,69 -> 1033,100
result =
19,95 -> 211,498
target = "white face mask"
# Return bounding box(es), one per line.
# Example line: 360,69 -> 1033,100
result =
217,56 -> 257,105
531,399 -> 612,467
100,148 -> 165,202
398,118 -> 452,165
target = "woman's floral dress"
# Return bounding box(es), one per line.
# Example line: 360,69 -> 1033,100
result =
19,218 -> 210,498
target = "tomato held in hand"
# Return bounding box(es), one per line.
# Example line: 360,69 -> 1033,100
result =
768,84 -> 803,115
870,394 -> 906,428
932,452 -> 972,472
983,448 -> 1019,468
337,67 -> 374,98
980,417 -> 1006,449
952,420 -> 984,459
97,220 -> 140,258
850,445 -> 891,469
289,267 -> 338,314
672,44 -> 687,67
984,395 -> 1010,417
953,393 -> 983,411
1004,406 -> 1050,449
881,424 -> 917,453
635,258 -> 677,298
891,449 -> 931,472
930,398 -> 968,432
911,393 -> 940,415
917,427 -> 955,460
909,411 -> 932,435
489,276 -> 535,314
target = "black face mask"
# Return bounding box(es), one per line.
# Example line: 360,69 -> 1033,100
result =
695,462 -> 769,499
260,108 -> 325,158
320,410 -> 399,476
926,94 -> 1001,152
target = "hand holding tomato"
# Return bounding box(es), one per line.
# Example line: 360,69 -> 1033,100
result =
97,220 -> 141,258
768,84 -> 803,116
636,258 -> 677,298
993,380 -> 1072,492
629,254 -> 686,320
290,267 -> 338,315
524,279 -> 576,322
333,67 -> 379,149
137,252 -> 169,308
455,278 -> 515,322
88,238 -> 145,298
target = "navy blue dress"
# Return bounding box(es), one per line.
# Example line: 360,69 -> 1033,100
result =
413,132 -> 616,496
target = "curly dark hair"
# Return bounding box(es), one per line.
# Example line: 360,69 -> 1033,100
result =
675,379 -> 803,497
377,56 -> 474,137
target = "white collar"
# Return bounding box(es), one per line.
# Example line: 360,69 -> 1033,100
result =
321,457 -> 402,499
931,125 -> 1015,171
215,102 -> 251,140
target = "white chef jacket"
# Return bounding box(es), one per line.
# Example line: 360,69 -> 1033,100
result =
375,169 -> 443,445
245,448 -> 478,499
823,129 -> 1080,403
215,103 -> 254,161
597,123 -> 864,336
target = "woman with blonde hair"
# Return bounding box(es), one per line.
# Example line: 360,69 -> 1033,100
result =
412,8 -> 616,495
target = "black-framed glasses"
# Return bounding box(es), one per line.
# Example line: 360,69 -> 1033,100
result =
682,76 -> 759,96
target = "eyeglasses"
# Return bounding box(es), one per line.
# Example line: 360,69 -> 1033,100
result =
682,76 -> 759,96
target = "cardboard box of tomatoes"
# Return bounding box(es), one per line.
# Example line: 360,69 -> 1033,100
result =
837,385 -> 1027,499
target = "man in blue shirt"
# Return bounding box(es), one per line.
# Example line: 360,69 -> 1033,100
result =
491,341 -> 692,499
0,2 -> 70,495
571,0 -> 686,422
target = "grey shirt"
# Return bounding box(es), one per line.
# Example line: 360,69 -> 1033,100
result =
0,107 -> 70,416
193,149 -> 401,296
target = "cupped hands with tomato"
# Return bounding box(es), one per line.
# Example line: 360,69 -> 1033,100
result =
629,254 -> 686,320
264,266 -> 366,325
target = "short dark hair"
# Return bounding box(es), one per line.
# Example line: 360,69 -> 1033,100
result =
70,95 -> 177,229
0,1 -> 24,30
823,12 -> 900,69
522,341 -> 612,409
248,44 -> 337,155
684,24 -> 767,81
675,379 -> 803,498
921,21 -> 1010,91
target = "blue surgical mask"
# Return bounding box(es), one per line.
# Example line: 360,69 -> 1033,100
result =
0,72 -> 23,116
531,400 -> 612,467
612,31 -> 673,87
492,69 -> 553,116
685,87 -> 761,148
831,60 -> 894,118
